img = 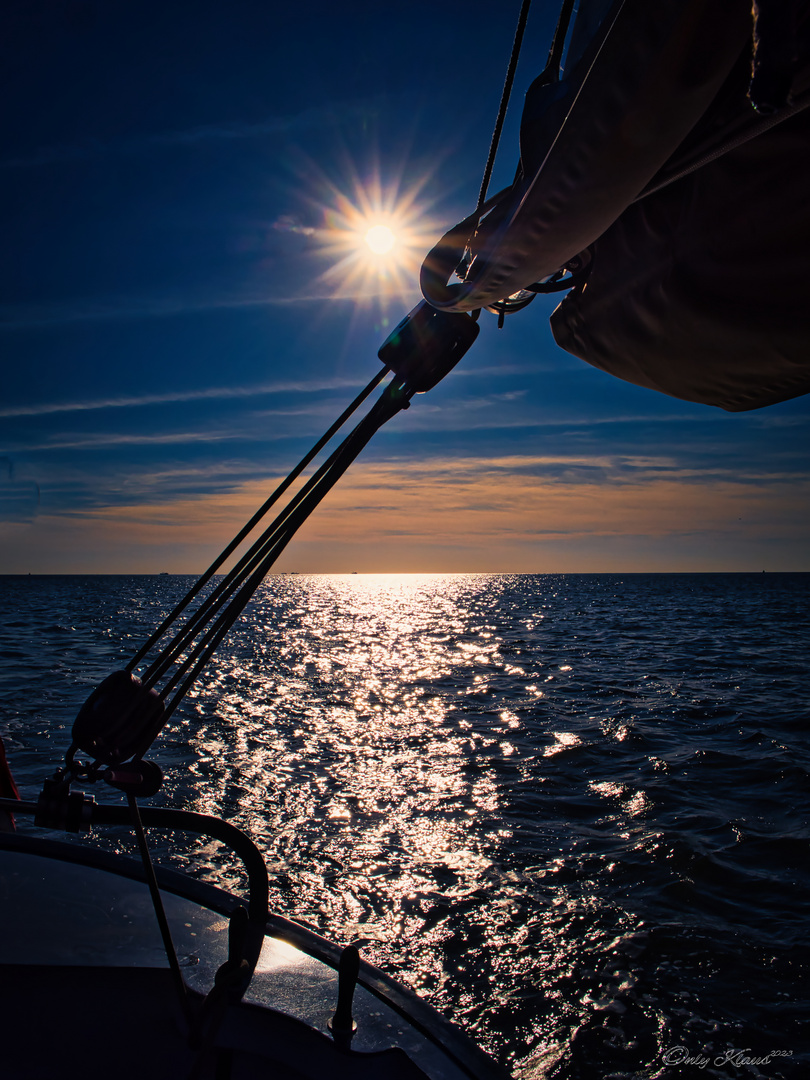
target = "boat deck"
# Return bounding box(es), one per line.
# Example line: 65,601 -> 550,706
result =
0,836 -> 507,1080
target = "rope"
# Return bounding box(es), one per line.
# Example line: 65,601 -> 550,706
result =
127,793 -> 192,1023
142,384 -> 403,690
129,377 -> 411,727
475,0 -> 579,216
545,0 -> 577,82
127,366 -> 389,673
476,0 -> 534,213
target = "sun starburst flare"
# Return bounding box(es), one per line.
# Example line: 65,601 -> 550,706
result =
307,167 -> 441,305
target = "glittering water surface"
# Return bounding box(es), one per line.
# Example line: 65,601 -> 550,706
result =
1,573 -> 809,1078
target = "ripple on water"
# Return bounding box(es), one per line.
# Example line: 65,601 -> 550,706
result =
1,571 -> 808,1077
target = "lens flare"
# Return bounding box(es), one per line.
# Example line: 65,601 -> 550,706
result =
287,157 -> 441,306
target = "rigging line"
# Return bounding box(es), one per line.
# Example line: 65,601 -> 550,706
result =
140,383 -> 403,692
158,385 -> 410,723
127,365 -> 390,673
156,387 -> 408,704
130,365 -> 391,677
476,0 -> 534,213
127,794 -> 192,1023
161,458 -> 377,718
545,0 -> 577,80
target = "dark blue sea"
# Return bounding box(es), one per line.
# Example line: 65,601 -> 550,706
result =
1,573 -> 808,1078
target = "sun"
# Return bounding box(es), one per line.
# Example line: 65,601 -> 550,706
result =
364,223 -> 397,255
298,165 -> 440,305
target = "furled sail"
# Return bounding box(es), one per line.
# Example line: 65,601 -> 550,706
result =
421,0 -> 810,411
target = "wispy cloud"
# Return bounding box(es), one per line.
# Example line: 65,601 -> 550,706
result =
345,453 -> 810,489
8,431 -> 243,453
5,455 -> 807,573
0,376 -> 374,419
0,283 -> 422,330
0,99 -> 383,172
394,393 -> 716,434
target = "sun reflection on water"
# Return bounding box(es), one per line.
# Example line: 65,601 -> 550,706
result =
161,571 -> 777,1071
6,572 -> 805,1074
179,576 -> 512,967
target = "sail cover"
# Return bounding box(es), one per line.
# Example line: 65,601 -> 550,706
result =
421,0 -> 810,411
551,4 -> 810,411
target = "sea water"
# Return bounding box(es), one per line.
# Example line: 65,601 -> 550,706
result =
1,572 -> 808,1078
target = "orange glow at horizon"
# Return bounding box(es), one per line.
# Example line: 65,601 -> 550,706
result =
3,456 -> 808,574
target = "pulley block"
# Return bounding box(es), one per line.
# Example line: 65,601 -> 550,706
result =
378,300 -> 479,393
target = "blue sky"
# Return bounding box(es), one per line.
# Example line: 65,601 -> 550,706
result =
2,0 -> 808,574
